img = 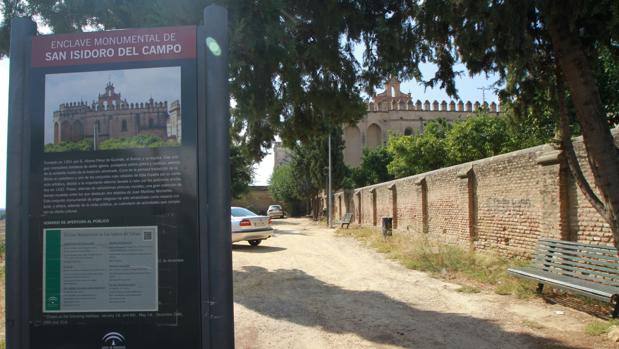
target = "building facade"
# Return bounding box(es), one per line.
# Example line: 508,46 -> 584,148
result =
53,82 -> 181,147
273,78 -> 499,170
343,78 -> 499,167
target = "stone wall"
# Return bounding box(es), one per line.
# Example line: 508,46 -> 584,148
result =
232,186 -> 276,215
334,128 -> 619,257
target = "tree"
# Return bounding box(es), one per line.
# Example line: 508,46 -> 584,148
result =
386,120 -> 451,178
98,135 -> 178,150
350,146 -> 394,187
229,142 -> 253,198
288,127 -> 347,219
44,139 -> 93,152
445,113 -> 512,164
268,163 -> 306,216
269,164 -> 297,205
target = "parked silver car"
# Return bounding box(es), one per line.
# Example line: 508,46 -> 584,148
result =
231,206 -> 273,246
267,204 -> 285,219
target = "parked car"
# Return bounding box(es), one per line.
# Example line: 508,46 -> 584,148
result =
231,206 -> 273,246
267,204 -> 285,219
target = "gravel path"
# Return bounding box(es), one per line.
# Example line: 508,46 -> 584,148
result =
233,218 -> 612,349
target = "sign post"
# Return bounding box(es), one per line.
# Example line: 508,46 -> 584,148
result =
6,5 -> 233,349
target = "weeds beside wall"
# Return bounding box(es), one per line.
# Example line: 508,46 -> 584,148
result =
333,128 -> 619,258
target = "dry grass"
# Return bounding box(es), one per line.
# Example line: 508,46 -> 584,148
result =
456,285 -> 481,294
336,227 -> 537,298
585,319 -> 619,336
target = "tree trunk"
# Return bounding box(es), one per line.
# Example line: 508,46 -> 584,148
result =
555,74 -> 606,218
546,2 -> 619,250
312,197 -> 320,221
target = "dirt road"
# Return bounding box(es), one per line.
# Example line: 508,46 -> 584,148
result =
233,218 -> 612,349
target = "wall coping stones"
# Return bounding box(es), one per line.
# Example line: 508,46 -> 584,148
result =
333,127 -> 618,195
536,149 -> 563,166
457,165 -> 474,178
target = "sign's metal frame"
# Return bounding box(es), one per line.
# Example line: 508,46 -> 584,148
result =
6,5 -> 234,349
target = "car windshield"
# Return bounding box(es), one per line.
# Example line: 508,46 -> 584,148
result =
269,205 -> 282,210
231,207 -> 256,217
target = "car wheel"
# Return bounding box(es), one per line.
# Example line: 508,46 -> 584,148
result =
248,239 -> 262,246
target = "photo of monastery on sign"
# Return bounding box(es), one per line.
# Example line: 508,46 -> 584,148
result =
44,66 -> 182,152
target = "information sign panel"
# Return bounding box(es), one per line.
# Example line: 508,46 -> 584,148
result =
7,6 -> 234,349
7,22 -> 207,348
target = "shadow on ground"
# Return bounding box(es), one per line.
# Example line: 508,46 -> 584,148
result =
234,266 -> 586,349
232,245 -> 286,253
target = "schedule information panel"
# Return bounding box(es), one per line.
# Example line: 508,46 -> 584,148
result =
43,226 -> 158,313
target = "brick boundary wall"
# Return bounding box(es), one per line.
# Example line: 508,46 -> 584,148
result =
333,128 -> 619,258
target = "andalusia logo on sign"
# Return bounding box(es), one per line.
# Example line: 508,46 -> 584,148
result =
101,332 -> 127,349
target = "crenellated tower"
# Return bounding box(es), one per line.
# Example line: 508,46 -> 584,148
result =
342,78 -> 502,167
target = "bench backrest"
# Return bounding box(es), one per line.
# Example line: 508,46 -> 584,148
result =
341,213 -> 353,223
533,239 -> 619,288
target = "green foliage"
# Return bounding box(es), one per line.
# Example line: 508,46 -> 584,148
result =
44,136 -> 180,152
445,114 -> 512,164
386,120 -> 451,178
269,163 -> 299,206
45,139 -> 93,152
99,135 -> 178,150
229,142 -> 254,199
383,113 -> 551,180
292,127 -> 348,196
596,46 -> 619,126
269,164 -> 309,216
269,127 -> 347,216
350,146 -> 393,187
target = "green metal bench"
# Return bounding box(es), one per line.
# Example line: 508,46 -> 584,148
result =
335,213 -> 353,228
508,238 -> 619,318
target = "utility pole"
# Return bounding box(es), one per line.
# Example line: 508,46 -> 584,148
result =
477,86 -> 492,105
328,131 -> 333,228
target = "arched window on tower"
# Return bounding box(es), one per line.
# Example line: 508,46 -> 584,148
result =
404,127 -> 414,136
149,118 -> 154,128
121,119 -> 128,132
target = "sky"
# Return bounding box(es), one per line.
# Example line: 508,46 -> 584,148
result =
44,66 -> 181,144
0,58 -> 499,207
